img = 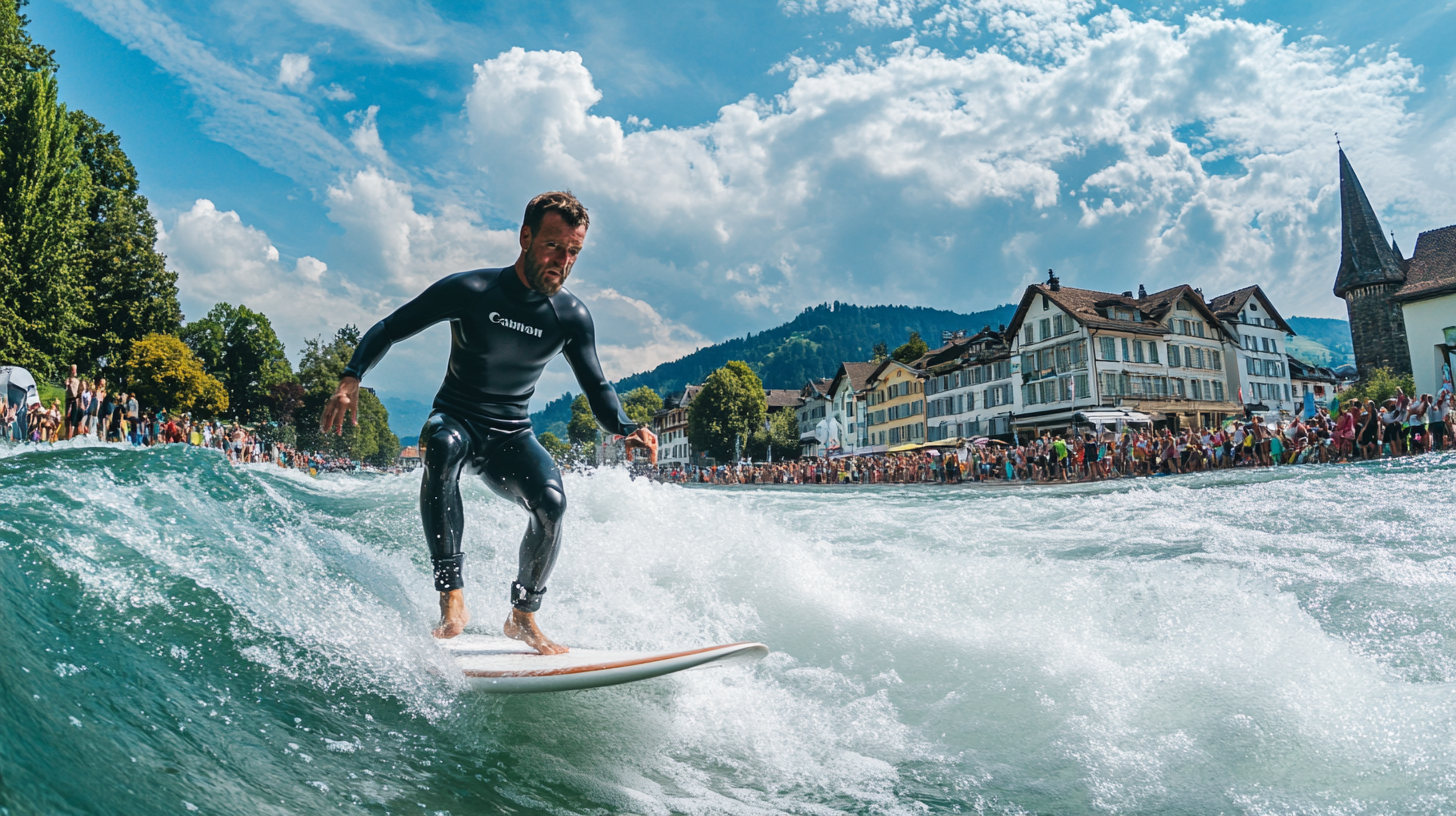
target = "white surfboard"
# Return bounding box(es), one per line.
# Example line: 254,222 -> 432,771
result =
438,634 -> 769,694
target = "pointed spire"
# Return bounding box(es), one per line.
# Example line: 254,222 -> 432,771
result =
1334,148 -> 1406,298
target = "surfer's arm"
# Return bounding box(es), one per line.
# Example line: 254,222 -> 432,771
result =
343,272 -> 475,381
559,299 -> 639,439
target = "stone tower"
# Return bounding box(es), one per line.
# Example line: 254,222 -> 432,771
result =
1333,148 -> 1412,378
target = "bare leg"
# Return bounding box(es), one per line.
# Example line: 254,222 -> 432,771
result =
432,589 -> 471,638
504,608 -> 568,655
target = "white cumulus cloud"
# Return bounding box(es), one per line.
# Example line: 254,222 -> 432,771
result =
277,52 -> 313,90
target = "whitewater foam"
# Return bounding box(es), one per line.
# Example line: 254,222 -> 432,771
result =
3,444 -> 1456,814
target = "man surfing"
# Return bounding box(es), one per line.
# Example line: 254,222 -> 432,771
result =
320,192 -> 656,654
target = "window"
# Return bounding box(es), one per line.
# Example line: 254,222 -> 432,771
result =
1075,374 -> 1089,399
1209,350 -> 1220,370
1099,336 -> 1116,360
1042,295 -> 1049,311
1121,338 -> 1131,361
1103,372 -> 1121,396
1191,379 -> 1203,400
1269,339 -> 1277,354
1171,378 -> 1186,397
1149,342 -> 1159,364
1023,384 -> 1038,405
1059,376 -> 1074,401
1039,381 -> 1057,403
1133,341 -> 1145,363
1023,325 -> 1034,345
1039,318 -> 1051,341
1053,314 -> 1063,335
1243,334 -> 1255,349
1169,344 -> 1181,367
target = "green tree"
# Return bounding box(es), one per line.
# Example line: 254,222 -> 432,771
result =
566,393 -> 598,446
293,326 -> 398,464
0,1 -> 53,120
892,331 -> 928,365
871,341 -> 889,362
124,333 -> 227,416
621,385 -> 663,426
748,406 -> 800,461
0,71 -> 91,377
688,360 -> 767,461
181,303 -> 293,420
71,112 -> 182,372
1340,367 -> 1416,407
537,431 -> 570,461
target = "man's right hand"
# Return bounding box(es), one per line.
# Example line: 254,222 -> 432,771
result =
321,376 -> 361,435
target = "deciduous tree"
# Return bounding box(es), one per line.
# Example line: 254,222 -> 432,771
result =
688,361 -> 767,462
621,385 -> 663,426
125,333 -> 227,416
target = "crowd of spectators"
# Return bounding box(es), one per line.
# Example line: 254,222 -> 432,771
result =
650,389 -> 1452,486
0,364 -> 372,476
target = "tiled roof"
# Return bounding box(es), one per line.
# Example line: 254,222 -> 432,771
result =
399,446 -> 420,458
765,389 -> 802,408
1205,285 -> 1294,334
1394,224 -> 1456,302
840,361 -> 879,392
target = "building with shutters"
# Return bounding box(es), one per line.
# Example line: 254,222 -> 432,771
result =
1206,285 -> 1298,414
1006,271 -> 1240,433
919,326 -> 1018,441
863,360 -> 926,450
652,385 -> 701,467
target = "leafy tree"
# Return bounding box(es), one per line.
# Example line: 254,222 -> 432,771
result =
566,393 -> 598,446
621,385 -> 663,426
0,71 -> 91,377
293,326 -> 398,465
264,381 -> 305,424
871,341 -> 889,362
892,331 -> 928,365
181,303 -> 293,420
71,112 -> 182,371
124,333 -> 227,416
537,431 -> 570,461
688,361 -> 767,461
1339,367 -> 1416,407
0,1 -> 53,119
749,406 -> 800,461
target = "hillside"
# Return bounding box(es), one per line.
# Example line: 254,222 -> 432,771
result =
1286,316 -> 1354,368
528,301 -> 1018,434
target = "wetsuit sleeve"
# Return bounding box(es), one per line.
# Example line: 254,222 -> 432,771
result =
343,273 -> 472,381
560,300 -> 639,438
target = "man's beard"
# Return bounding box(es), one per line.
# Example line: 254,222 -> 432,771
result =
523,247 -> 568,295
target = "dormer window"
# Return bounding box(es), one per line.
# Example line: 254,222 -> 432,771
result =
1250,302 -> 1258,312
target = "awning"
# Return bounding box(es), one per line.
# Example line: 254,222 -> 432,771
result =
1073,409 -> 1154,426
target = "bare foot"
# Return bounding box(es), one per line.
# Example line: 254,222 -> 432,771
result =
432,589 -> 470,639
503,609 -> 569,655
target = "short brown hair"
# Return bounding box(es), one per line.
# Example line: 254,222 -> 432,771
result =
522,191 -> 589,233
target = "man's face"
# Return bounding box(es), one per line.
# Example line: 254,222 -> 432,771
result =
520,211 -> 587,295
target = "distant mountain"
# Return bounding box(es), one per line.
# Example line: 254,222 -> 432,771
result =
381,395 -> 433,448
529,301 -> 1018,434
1286,316 -> 1354,368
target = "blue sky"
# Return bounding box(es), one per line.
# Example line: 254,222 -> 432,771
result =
33,0 -> 1456,409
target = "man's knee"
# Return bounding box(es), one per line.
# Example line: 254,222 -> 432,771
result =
532,485 -> 566,524
422,416 -> 468,469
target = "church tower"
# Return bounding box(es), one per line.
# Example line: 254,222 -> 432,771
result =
1333,148 -> 1412,378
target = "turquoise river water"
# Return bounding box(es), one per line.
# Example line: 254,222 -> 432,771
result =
3,441 -> 1456,815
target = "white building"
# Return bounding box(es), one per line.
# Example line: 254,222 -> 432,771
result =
1393,225 -> 1456,397
825,362 -> 877,457
1206,285 -> 1298,413
651,385 -> 700,467
921,327 -> 1017,440
796,378 -> 834,457
1006,273 -> 1240,433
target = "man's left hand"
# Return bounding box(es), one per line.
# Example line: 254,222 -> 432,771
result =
623,427 -> 658,465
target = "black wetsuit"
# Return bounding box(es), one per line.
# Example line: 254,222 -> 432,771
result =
343,266 -> 637,611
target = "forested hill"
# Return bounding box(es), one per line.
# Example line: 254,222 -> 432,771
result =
529,301 -> 1018,433
1285,316 -> 1355,368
